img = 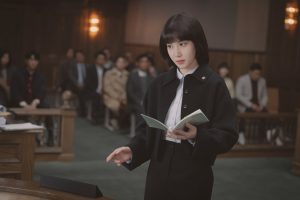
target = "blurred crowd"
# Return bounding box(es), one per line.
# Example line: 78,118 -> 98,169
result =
0,48 -> 272,145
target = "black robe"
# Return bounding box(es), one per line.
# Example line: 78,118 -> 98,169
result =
123,64 -> 238,200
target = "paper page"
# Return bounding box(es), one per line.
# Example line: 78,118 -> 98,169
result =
141,114 -> 168,131
0,122 -> 44,131
174,109 -> 209,130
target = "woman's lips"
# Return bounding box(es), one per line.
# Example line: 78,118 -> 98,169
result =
176,60 -> 185,64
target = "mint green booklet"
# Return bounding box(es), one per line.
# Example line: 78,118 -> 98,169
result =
141,109 -> 209,131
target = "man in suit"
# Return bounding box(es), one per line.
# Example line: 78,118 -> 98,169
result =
10,51 -> 54,146
236,63 -> 268,113
85,51 -> 107,124
68,50 -> 88,117
235,63 -> 268,144
127,54 -> 154,130
56,48 -> 74,93
103,48 -> 113,70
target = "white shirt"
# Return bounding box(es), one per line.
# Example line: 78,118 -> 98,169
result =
126,67 -> 198,164
96,65 -> 104,94
137,69 -> 147,77
164,67 -> 198,144
76,63 -> 86,86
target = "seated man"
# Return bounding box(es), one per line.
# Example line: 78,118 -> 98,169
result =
235,63 -> 268,145
68,50 -> 88,117
127,54 -> 154,135
236,63 -> 268,113
10,51 -> 54,146
56,48 -> 74,92
85,51 -> 107,124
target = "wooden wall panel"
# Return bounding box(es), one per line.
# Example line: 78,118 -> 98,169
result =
0,0 -> 128,87
125,43 -> 267,81
266,0 -> 300,112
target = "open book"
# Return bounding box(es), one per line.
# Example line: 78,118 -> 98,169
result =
0,122 -> 44,131
141,109 -> 209,131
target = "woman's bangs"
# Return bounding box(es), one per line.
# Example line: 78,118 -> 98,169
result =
162,25 -> 192,45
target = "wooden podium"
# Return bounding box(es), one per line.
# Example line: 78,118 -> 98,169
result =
0,178 -> 112,200
0,129 -> 40,180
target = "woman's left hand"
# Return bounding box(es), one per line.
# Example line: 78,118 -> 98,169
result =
167,123 -> 197,140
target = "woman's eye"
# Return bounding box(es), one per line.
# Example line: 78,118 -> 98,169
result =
166,44 -> 172,48
180,42 -> 187,46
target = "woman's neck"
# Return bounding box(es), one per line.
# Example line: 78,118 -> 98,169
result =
178,59 -> 199,75
179,65 -> 198,76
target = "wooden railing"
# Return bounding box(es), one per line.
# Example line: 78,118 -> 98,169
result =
292,110 -> 300,176
9,108 -> 76,161
222,112 -> 298,157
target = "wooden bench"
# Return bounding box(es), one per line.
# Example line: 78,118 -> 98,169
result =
9,108 -> 76,161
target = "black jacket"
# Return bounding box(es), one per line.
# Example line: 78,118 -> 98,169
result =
85,65 -> 107,98
127,69 -> 153,114
68,62 -> 88,92
10,67 -> 46,107
124,65 -> 238,200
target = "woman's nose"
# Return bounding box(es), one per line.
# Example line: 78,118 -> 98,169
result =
174,46 -> 182,57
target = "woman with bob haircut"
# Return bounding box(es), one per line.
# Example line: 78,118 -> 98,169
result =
107,13 -> 238,200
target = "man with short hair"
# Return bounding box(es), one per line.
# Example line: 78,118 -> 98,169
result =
236,63 -> 268,113
127,54 -> 154,135
10,51 -> 54,146
85,51 -> 107,124
11,51 -> 47,108
69,50 -> 88,117
236,63 -> 268,145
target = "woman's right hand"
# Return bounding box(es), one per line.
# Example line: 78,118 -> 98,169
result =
106,146 -> 132,166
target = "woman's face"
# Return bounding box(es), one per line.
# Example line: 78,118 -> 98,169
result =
1,53 -> 10,66
115,57 -> 128,70
167,40 -> 198,71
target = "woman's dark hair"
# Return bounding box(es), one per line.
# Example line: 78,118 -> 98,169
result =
0,50 -> 12,67
159,13 -> 209,67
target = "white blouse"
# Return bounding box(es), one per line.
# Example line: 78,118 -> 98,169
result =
164,66 -> 198,144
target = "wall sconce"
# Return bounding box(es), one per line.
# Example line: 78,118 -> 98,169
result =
284,1 -> 299,31
89,13 -> 100,37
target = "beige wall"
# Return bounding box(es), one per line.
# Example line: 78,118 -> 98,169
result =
125,0 -> 269,52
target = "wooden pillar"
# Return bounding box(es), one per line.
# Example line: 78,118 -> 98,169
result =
292,109 -> 300,176
59,109 -> 76,161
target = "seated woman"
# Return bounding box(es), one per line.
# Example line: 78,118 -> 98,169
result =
103,55 -> 129,130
